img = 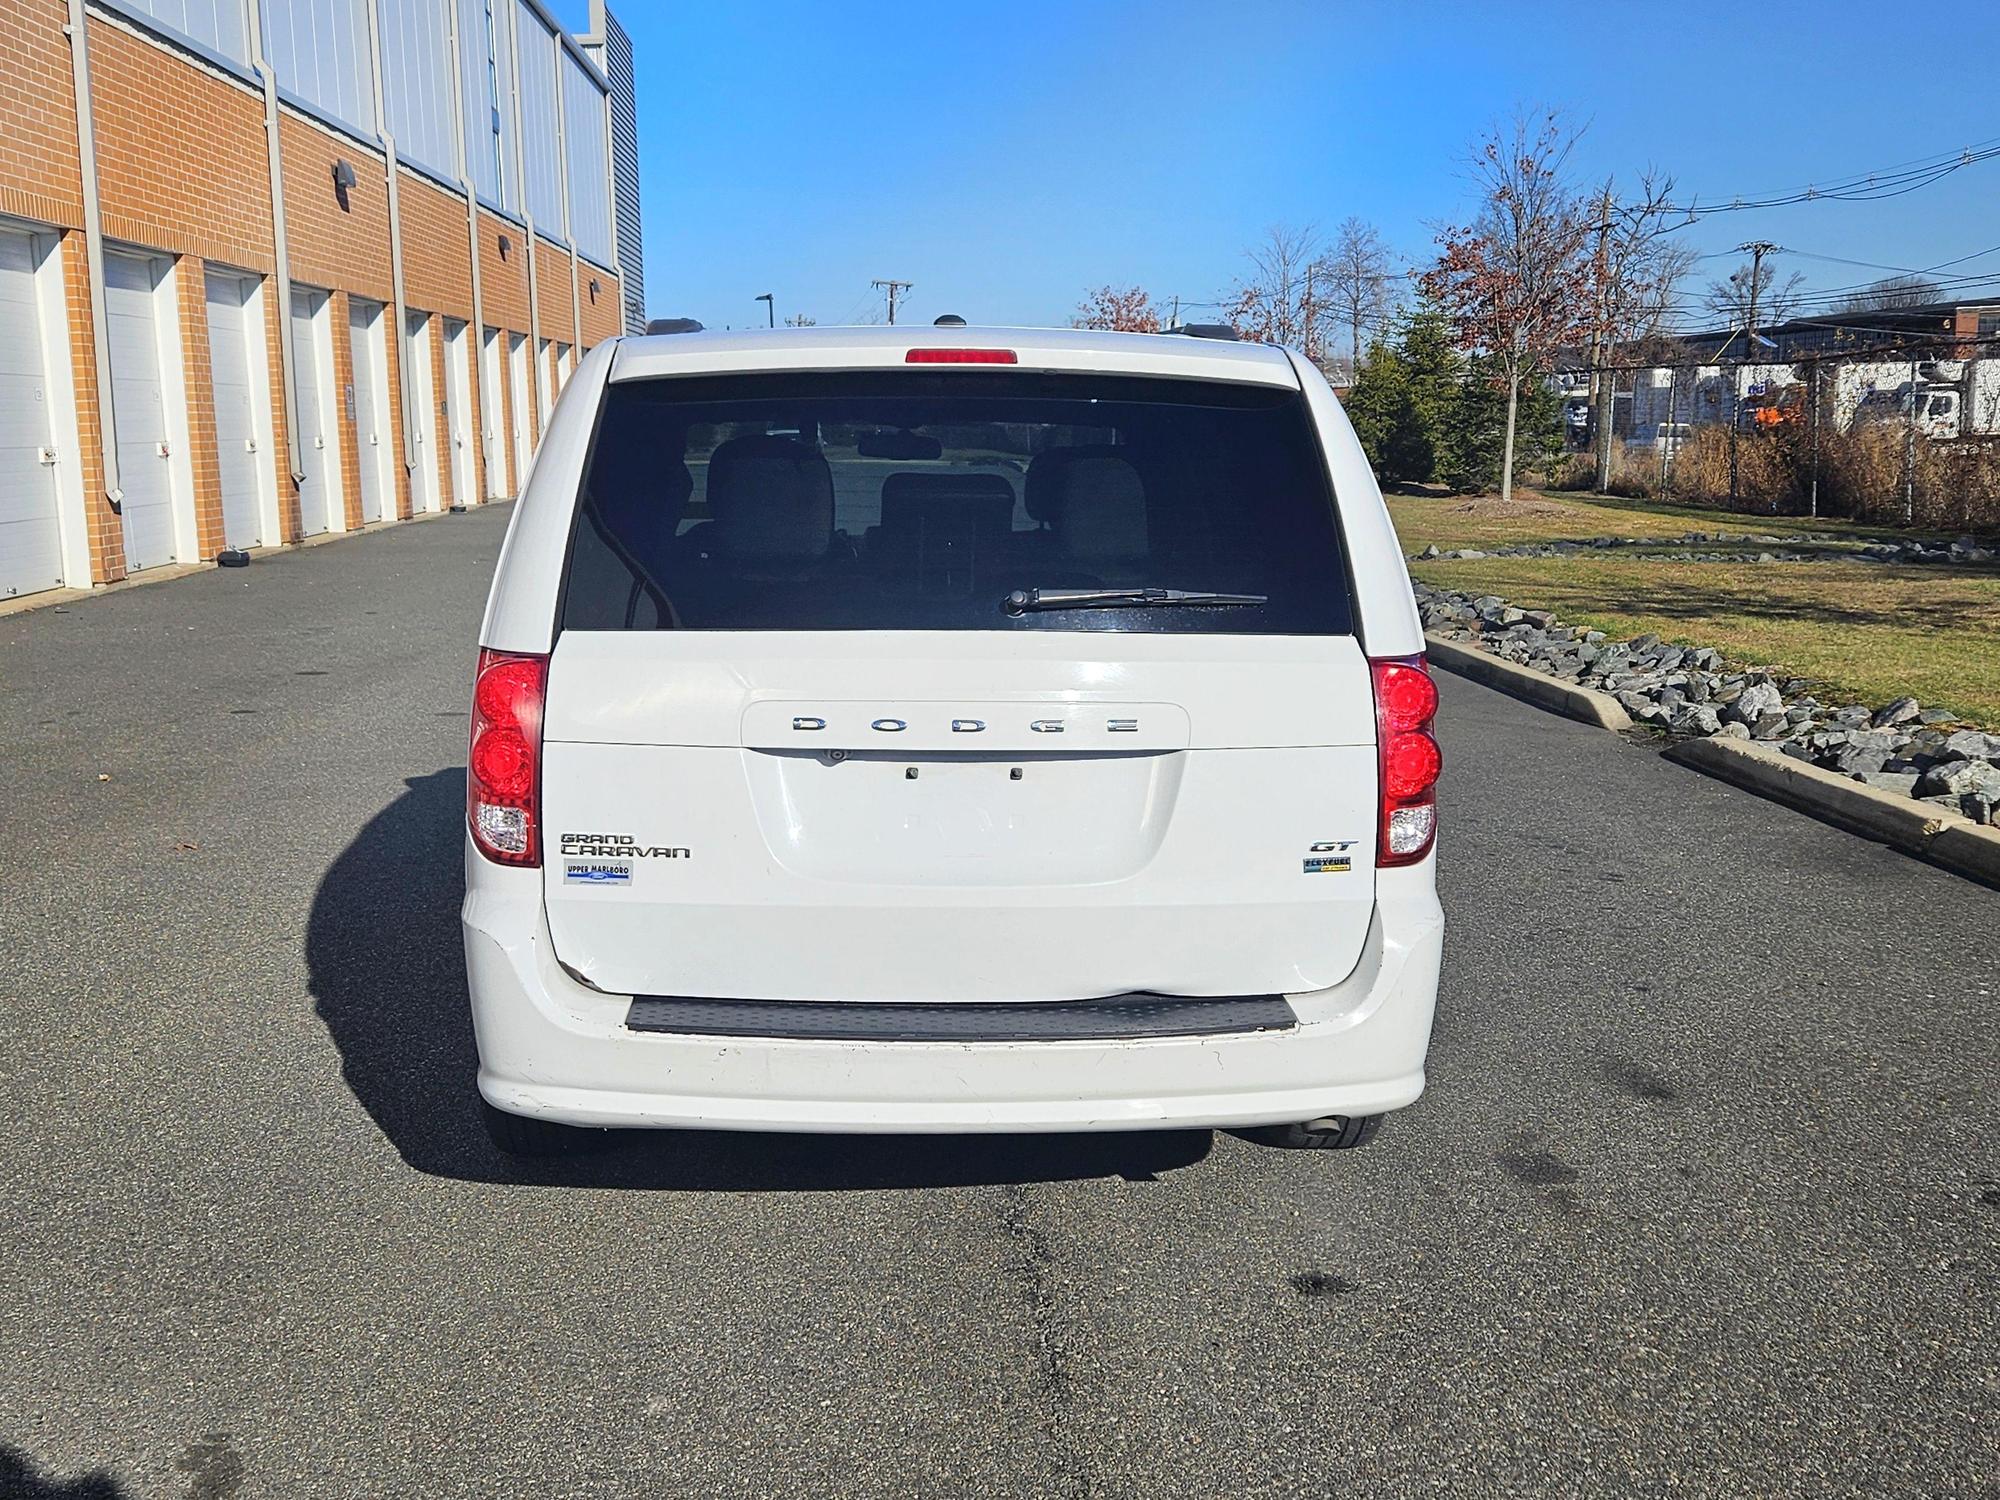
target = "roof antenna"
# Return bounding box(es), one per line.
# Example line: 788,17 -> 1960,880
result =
933,314 -> 967,327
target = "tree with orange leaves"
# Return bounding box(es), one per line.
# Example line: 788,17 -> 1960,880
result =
1072,286 -> 1162,334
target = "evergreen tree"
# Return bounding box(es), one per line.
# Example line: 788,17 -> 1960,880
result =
1343,340 -> 1413,480
1441,356 -> 1562,494
1343,296 -> 1465,486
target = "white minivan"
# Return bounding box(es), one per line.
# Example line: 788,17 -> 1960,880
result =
463,325 -> 1443,1156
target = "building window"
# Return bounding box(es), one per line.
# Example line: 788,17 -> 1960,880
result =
483,0 -> 504,188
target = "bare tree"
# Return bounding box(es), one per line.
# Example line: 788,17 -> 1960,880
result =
1832,274 -> 1943,313
1582,171 -> 1698,489
1422,110 -> 1596,501
784,313 -> 818,327
1072,285 -> 1162,333
1227,225 -> 1324,351
1705,258 -> 1806,333
1319,217 -> 1397,374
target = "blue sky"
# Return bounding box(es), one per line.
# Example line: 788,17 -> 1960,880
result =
550,1 -> 2000,332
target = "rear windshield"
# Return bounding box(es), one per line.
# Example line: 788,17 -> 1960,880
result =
559,371 -> 1351,634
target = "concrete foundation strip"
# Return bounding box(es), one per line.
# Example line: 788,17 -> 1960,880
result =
1424,630 -> 2000,888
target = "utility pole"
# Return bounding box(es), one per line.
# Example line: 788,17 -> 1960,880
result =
1301,262 -> 1316,363
1592,187 -> 1615,492
1169,294 -> 1180,331
871,278 -> 912,325
1739,241 -> 1777,363
1734,241 -> 1779,506
1905,352 -> 1919,522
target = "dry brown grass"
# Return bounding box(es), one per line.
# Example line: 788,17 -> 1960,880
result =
1548,426 -> 2000,531
1384,488 -> 1913,554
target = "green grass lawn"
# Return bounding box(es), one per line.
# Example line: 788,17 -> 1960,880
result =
1412,556 -> 2000,727
1385,490 -> 1937,555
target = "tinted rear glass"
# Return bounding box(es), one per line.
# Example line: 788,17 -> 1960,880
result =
559,371 -> 1352,634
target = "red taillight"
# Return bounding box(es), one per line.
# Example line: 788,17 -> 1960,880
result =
904,348 -> 1018,364
468,647 -> 548,866
1371,655 -> 1441,866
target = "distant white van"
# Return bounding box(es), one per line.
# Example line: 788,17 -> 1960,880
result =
462,326 -> 1444,1155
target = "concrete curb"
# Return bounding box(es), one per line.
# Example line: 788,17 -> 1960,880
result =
1665,736 -> 2000,888
1424,632 -> 1634,732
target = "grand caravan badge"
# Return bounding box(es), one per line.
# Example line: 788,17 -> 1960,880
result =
558,832 -> 691,860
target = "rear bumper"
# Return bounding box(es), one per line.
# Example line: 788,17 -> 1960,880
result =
461,851 -> 1443,1134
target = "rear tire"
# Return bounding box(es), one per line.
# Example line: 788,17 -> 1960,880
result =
480,1098 -> 606,1158
1244,1114 -> 1382,1151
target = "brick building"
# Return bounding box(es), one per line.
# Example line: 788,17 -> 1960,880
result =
0,0 -> 643,604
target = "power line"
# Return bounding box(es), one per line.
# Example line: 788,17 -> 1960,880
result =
1662,142 -> 2000,221
870,278 -> 913,325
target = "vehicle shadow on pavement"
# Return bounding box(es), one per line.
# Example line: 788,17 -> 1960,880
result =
307,770 -> 1213,1189
0,1445 -> 124,1498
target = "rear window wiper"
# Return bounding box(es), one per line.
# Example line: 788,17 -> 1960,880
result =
1003,586 -> 1269,615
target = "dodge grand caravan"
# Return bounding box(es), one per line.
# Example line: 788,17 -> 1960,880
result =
463,325 -> 1443,1155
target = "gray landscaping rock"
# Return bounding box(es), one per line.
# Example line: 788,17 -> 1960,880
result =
1751,713 -> 1790,741
1831,744 -> 1891,775
1942,729 -> 2000,761
1671,704 -> 1722,736
1855,771 -> 1920,797
1724,682 -> 1784,725
1917,758 -> 2000,801
1411,577 -> 1993,822
1921,792 -> 1996,825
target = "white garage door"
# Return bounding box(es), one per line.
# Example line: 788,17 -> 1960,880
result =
480,326 -> 507,499
443,318 -> 474,507
290,286 -> 335,537
348,298 -> 390,524
404,310 -> 441,515
104,250 -> 179,572
0,229 -> 64,599
508,332 -> 532,486
205,269 -> 265,550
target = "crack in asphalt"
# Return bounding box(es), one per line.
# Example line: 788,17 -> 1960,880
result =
996,1183 -> 1091,1500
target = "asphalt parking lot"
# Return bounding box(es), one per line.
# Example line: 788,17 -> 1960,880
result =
0,504 -> 1993,1498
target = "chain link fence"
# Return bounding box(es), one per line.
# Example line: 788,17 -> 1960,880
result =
1551,336 -> 2000,529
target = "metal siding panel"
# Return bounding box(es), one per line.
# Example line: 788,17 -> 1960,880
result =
383,0 -> 454,176
110,0 -> 248,63
490,0 -> 518,212
513,1 -> 561,230
560,53 -> 610,265
455,0 -> 494,199
266,0 -> 375,135
600,8 -> 643,331
0,231 -> 65,598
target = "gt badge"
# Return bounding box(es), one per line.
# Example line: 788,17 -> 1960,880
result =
1304,839 -> 1355,875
